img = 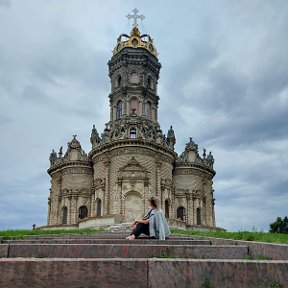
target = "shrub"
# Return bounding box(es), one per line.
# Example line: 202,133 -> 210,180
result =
269,216 -> 288,234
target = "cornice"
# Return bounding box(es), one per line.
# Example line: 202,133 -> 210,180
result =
89,139 -> 177,162
174,162 -> 216,177
47,160 -> 93,176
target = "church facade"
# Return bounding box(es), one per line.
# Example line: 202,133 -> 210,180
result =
46,16 -> 217,230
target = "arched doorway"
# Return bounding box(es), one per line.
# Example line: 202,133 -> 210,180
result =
165,200 -> 170,218
177,206 -> 186,221
96,198 -> 101,217
79,206 -> 88,220
124,192 -> 142,222
62,206 -> 68,224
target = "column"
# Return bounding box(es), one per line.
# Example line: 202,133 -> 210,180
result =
192,196 -> 196,225
47,198 -> 51,226
186,193 -> 193,225
155,160 -> 161,197
104,161 -> 111,215
139,100 -> 143,116
90,193 -> 95,217
68,195 -> 72,225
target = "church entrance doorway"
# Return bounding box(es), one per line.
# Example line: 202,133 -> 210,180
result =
79,206 -> 88,220
177,206 -> 185,221
124,192 -> 143,222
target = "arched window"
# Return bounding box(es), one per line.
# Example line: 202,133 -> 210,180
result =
197,207 -> 201,225
96,198 -> 102,217
116,100 -> 123,119
130,97 -> 139,115
62,206 -> 68,224
145,102 -> 152,120
177,206 -> 186,221
79,206 -> 88,220
116,75 -> 122,88
165,200 -> 169,218
130,128 -> 137,139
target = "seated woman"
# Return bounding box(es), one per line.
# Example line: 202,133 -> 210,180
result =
126,197 -> 170,240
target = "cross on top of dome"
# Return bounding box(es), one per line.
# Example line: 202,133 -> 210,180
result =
126,9 -> 145,28
112,9 -> 157,57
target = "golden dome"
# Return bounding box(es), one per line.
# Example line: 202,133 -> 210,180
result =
113,27 -> 158,57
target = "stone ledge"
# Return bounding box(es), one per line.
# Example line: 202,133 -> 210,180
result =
0,258 -> 147,288
3,239 -> 212,246
0,245 -> 9,257
0,258 -> 287,288
148,259 -> 288,288
7,244 -> 248,259
191,235 -> 288,260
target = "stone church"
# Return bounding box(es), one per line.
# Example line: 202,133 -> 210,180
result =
46,11 -> 217,230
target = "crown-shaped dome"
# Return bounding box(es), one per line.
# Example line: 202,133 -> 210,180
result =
113,26 -> 158,57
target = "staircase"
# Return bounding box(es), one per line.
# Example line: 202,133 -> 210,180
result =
0,232 -> 287,287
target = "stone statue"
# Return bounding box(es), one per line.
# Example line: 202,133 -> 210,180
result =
163,134 -> 167,146
49,149 -> 57,165
207,151 -> 214,166
167,126 -> 176,150
203,148 -> 206,159
58,146 -> 63,158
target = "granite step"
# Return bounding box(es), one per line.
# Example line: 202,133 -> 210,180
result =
0,258 -> 287,288
20,234 -> 195,240
2,239 -> 211,246
1,243 -> 248,259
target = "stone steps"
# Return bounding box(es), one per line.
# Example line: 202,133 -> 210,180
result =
0,258 -> 287,288
20,232 -> 194,240
2,244 -> 248,259
2,239 -> 211,245
0,232 -> 287,287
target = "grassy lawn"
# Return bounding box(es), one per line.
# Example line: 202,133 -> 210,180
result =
0,228 -> 287,244
0,228 -> 104,240
171,229 -> 288,244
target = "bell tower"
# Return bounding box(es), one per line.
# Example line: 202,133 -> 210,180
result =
106,11 -> 163,143
108,26 -> 161,122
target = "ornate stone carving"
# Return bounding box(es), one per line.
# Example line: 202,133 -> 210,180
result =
118,157 -> 150,181
176,137 -> 215,170
90,125 -> 101,148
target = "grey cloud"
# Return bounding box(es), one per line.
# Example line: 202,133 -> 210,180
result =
0,114 -> 12,125
0,0 -> 287,232
0,0 -> 10,8
0,173 -> 48,229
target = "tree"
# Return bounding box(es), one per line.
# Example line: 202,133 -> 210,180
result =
269,216 -> 288,234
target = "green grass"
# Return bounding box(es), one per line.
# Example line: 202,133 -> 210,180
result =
202,278 -> 213,288
0,228 -> 105,240
269,282 -> 283,288
1,228 -> 287,244
171,229 -> 288,244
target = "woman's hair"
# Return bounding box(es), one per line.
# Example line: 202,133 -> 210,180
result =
148,197 -> 158,208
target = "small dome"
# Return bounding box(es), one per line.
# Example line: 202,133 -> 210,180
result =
113,27 -> 158,57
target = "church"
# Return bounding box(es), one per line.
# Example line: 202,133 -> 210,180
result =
45,10 -> 217,231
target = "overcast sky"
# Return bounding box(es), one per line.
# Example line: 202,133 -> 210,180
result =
0,0 -> 287,231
